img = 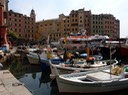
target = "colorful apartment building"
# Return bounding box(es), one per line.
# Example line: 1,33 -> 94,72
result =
8,9 -> 36,42
8,7 -> 120,43
36,8 -> 119,41
36,8 -> 92,41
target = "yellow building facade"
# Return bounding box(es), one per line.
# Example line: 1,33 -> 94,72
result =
36,8 -> 120,42
36,18 -> 62,42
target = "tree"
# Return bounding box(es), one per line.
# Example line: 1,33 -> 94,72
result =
7,31 -> 18,43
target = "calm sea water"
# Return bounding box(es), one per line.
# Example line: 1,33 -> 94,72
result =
3,54 -> 59,95
18,71 -> 59,95
3,54 -> 128,95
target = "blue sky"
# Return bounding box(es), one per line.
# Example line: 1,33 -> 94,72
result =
8,0 -> 128,38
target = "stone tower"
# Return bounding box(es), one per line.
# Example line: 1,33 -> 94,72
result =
30,9 -> 36,21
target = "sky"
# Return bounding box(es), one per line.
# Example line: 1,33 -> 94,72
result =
8,0 -> 128,38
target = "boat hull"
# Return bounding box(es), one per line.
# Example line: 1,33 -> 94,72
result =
49,59 -> 116,79
120,46 -> 128,58
57,76 -> 128,93
26,54 -> 39,64
40,58 -> 51,72
41,58 -> 62,72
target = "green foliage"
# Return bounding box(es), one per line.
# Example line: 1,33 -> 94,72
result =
7,31 -> 19,41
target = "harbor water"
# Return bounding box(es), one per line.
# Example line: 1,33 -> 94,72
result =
3,53 -> 59,95
2,53 -> 128,95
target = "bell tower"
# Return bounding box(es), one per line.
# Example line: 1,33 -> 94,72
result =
30,9 -> 36,21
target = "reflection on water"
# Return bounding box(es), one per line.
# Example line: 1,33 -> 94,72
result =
2,54 -> 128,95
19,72 -> 51,95
18,71 -> 60,95
3,54 -> 59,95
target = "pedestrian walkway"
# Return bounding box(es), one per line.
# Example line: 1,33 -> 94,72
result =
0,70 -> 32,95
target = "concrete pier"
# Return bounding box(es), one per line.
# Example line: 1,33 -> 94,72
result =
0,70 -> 32,95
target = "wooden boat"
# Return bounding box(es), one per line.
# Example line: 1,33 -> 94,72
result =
26,46 -> 54,65
52,62 -> 128,94
16,45 -> 39,54
40,57 -> 62,72
49,58 -> 118,79
26,49 -> 63,65
26,52 -> 40,64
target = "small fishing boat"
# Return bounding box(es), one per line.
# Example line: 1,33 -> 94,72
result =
26,46 -> 61,65
51,61 -> 128,94
27,50 -> 63,65
16,45 -> 39,54
49,55 -> 118,79
26,51 -> 47,65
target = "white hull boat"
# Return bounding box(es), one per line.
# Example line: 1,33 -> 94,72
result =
52,63 -> 128,94
26,51 -> 47,65
49,59 -> 118,79
26,53 -> 40,64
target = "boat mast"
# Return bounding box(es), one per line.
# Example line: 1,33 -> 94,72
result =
110,46 -> 112,78
47,35 -> 50,48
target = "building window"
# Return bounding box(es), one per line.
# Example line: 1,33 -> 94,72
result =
18,34 -> 21,37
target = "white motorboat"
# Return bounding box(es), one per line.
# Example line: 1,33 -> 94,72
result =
51,61 -> 128,94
